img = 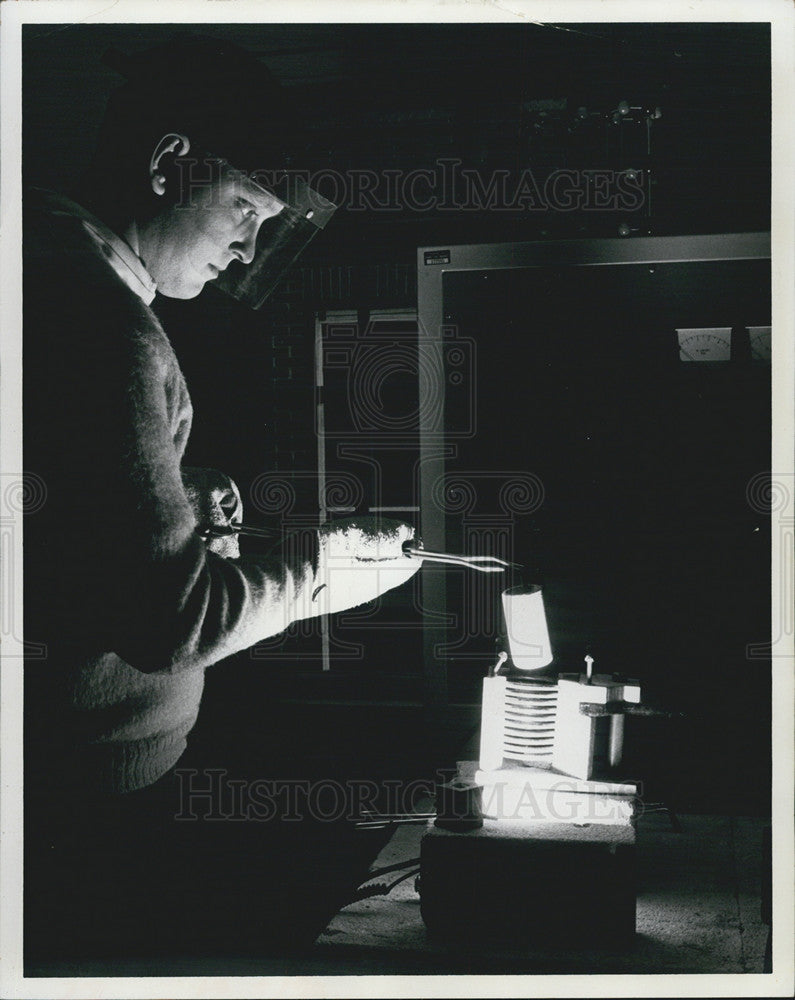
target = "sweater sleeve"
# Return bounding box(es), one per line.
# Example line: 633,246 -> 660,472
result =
102,328 -> 419,675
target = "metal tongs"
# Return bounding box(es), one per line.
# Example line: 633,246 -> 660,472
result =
402,540 -> 520,574
197,521 -> 276,541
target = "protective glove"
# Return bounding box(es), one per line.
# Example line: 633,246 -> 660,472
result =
181,466 -> 242,558
294,516 -> 421,621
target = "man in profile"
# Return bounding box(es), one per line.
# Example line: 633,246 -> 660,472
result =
24,36 -> 419,960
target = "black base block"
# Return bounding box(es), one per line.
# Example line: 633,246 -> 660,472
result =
420,820 -> 636,949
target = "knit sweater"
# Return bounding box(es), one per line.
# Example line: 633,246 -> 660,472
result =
23,189 -> 419,795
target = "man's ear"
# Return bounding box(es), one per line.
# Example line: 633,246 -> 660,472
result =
149,133 -> 191,196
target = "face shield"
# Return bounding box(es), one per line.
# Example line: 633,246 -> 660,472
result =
211,173 -> 337,309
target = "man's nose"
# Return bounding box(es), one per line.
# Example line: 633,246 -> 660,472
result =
232,230 -> 258,265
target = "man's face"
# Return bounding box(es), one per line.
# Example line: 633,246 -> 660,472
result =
141,160 -> 285,299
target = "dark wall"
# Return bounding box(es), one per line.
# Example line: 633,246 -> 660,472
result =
442,259 -> 771,813
24,21 -> 770,257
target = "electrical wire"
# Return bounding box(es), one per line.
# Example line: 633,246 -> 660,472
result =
355,857 -> 421,880
345,865 -> 421,906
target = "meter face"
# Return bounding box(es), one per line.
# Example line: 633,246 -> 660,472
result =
677,327 -> 732,362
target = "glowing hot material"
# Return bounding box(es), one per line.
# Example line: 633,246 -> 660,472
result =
501,584 -> 553,671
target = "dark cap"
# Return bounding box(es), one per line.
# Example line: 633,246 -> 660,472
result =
101,35 -> 303,176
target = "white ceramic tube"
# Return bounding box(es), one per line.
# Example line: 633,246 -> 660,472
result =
501,585 -> 553,671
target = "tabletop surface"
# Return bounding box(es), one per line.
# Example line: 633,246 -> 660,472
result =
316,809 -> 769,975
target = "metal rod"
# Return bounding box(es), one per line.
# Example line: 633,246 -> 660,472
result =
354,810 -> 436,829
359,811 -> 436,821
354,816 -> 435,829
198,522 -> 277,540
579,701 -> 680,718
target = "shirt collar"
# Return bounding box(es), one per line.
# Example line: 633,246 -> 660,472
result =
37,190 -> 158,306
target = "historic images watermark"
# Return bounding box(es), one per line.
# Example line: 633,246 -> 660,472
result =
1,472 -> 48,658
173,768 -> 644,826
244,310 -> 547,661
173,156 -> 646,215
746,472 -> 793,659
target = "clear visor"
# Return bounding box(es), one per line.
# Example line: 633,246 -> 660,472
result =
212,176 -> 337,309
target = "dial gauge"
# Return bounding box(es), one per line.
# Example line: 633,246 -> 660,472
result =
748,326 -> 771,364
677,327 -> 732,362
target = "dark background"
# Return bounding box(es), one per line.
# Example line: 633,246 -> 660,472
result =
22,20 -> 772,970
442,259 -> 770,813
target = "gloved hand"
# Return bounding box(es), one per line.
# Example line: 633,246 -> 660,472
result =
181,466 -> 243,558
296,517 -> 421,620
